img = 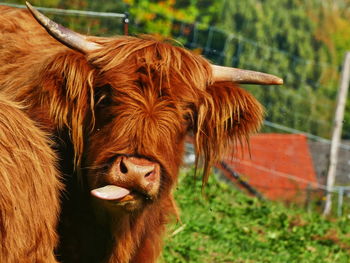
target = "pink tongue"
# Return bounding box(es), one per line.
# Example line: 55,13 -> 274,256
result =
91,185 -> 130,201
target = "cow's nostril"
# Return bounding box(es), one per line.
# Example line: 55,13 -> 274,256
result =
120,158 -> 128,174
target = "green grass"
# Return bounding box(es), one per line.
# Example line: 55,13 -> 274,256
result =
161,168 -> 350,263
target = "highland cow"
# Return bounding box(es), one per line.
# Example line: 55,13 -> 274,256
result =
0,94 -> 61,263
0,3 -> 282,263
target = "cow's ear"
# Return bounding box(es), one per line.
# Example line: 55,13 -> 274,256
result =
193,81 -> 264,184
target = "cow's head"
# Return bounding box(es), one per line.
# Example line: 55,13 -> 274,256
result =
26,3 -> 282,213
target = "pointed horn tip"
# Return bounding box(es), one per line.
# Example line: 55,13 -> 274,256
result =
25,2 -> 43,21
247,72 -> 284,85
211,65 -> 283,85
25,1 -> 33,10
271,77 -> 284,85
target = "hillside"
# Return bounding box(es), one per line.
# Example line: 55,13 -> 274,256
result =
162,169 -> 350,263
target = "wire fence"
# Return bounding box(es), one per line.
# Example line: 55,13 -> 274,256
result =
2,2 -> 350,216
0,2 -> 128,36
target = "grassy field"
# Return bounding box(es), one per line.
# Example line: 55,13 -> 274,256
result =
161,169 -> 350,263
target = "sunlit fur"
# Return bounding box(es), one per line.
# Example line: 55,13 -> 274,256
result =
0,6 -> 263,263
0,94 -> 62,263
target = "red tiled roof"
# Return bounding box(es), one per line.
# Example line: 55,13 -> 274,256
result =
222,133 -> 318,201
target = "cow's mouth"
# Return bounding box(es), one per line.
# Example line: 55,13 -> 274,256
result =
91,185 -> 153,204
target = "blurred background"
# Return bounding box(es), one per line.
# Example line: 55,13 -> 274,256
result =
2,0 -> 350,261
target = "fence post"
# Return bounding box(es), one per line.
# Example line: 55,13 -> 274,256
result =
337,187 -> 344,217
323,51 -> 350,216
305,183 -> 312,213
123,12 -> 129,35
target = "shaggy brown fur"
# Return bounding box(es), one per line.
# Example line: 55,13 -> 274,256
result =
0,5 -> 263,263
0,94 -> 61,263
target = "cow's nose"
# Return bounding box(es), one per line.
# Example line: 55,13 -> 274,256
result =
117,156 -> 159,186
91,156 -> 161,203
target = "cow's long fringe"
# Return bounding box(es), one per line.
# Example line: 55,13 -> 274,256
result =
86,35 -> 263,184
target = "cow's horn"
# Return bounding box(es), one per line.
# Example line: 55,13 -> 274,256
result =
25,2 -> 100,53
211,65 -> 283,85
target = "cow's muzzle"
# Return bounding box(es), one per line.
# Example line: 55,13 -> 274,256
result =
91,156 -> 161,206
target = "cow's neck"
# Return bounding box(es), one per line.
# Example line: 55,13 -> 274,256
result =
97,204 -> 164,263
93,206 -> 145,263
107,215 -> 137,263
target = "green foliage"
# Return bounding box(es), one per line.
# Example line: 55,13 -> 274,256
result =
162,169 -> 350,262
217,0 -> 338,138
122,0 -> 221,36
121,0 -> 193,35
